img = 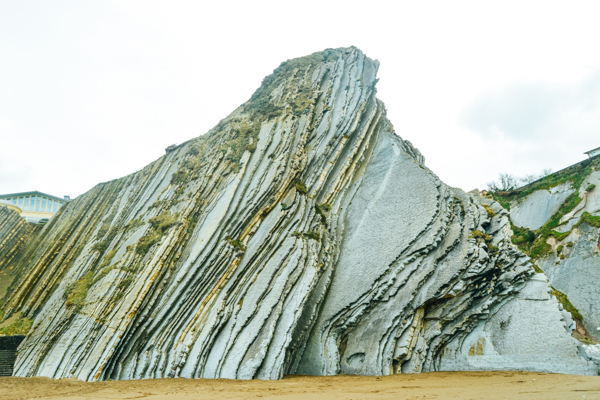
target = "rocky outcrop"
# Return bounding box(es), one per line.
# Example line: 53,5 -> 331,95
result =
0,47 -> 596,380
510,183 -> 575,230
0,206 -> 37,312
495,157 -> 600,348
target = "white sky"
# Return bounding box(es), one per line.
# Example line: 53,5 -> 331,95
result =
2,1 -> 600,198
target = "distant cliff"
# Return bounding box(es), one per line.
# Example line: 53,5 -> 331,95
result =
0,48 -> 596,380
493,156 -> 600,348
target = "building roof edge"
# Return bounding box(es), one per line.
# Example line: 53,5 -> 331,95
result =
0,191 -> 68,203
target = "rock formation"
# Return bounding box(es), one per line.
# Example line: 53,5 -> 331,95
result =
495,157 -> 600,351
0,47 -> 597,380
0,206 -> 37,313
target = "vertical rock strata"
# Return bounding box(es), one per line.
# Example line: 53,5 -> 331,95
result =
1,48 -> 596,380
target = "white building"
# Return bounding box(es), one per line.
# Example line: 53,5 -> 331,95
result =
0,191 -> 69,224
585,146 -> 600,159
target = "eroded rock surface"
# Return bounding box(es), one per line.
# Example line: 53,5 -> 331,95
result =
0,206 -> 37,305
495,157 -> 600,345
510,183 -> 575,230
1,48 -> 596,380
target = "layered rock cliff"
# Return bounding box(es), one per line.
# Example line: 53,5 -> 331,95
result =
0,205 -> 37,323
1,47 -> 596,380
495,157 -> 600,349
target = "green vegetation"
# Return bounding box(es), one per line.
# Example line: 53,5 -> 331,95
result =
540,193 -> 582,235
93,226 -> 119,253
511,192 -> 584,260
575,212 -> 600,228
100,249 -> 116,269
303,231 -> 321,241
92,241 -> 109,252
551,230 -> 570,241
523,211 -> 600,261
315,203 -> 332,224
586,184 -> 596,192
573,331 -> 599,345
136,211 -> 177,256
291,231 -> 321,241
230,239 -> 246,252
551,287 -> 582,321
530,240 -> 552,259
95,222 -> 110,241
470,229 -> 503,258
510,224 -> 535,249
494,196 -> 511,211
492,156 -> 600,205
0,317 -> 33,335
116,275 -> 133,297
123,218 -> 144,232
470,230 -> 491,242
245,142 -> 257,153
170,170 -> 188,185
483,204 -> 496,218
293,178 -> 308,195
247,48 -> 341,118
64,270 -> 94,311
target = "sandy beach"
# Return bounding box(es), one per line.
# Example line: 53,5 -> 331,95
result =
2,371 -> 599,400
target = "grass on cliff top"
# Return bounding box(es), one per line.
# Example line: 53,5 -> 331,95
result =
493,156 -> 600,206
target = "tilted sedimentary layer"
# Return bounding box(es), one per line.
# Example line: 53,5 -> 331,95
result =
0,48 -> 596,380
0,206 -> 38,308
496,159 -> 600,352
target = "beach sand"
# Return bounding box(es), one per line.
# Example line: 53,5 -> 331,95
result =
2,371 -> 599,400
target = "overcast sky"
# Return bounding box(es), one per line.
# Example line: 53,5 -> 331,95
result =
2,1 -> 600,198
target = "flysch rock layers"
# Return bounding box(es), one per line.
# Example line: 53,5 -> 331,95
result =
0,47 -> 596,380
0,206 -> 38,306
512,170 -> 600,344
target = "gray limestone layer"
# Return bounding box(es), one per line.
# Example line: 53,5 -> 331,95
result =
0,47 -> 596,380
524,170 -> 600,342
510,183 -> 574,230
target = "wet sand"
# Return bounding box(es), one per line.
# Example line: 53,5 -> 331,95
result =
2,371 -> 600,400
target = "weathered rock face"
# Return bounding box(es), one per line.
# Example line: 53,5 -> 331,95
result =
0,48 -> 596,380
505,167 -> 600,344
510,183 -> 575,230
0,206 -> 37,308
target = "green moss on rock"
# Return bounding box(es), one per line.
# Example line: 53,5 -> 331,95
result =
551,287 -> 583,321
64,270 -> 94,311
0,317 -> 33,335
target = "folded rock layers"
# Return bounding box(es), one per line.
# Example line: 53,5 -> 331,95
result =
1,47 -> 596,380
